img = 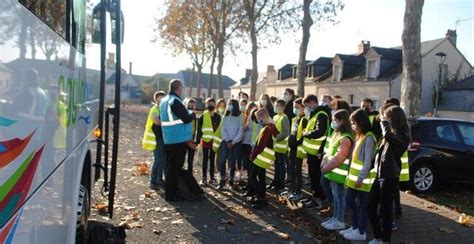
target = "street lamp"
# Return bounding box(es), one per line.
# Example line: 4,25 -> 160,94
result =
434,51 -> 447,116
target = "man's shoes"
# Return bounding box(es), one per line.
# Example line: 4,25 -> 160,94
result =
217,181 -> 225,190
149,183 -> 160,191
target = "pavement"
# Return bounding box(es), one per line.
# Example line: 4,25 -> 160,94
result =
90,105 -> 474,243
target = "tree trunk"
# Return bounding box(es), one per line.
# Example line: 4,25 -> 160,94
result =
207,47 -> 217,98
400,0 -> 424,117
217,43 -> 224,98
196,65 -> 202,98
19,21 -> 27,59
250,21 -> 258,101
29,29 -> 36,59
297,0 -> 313,98
189,64 -> 195,97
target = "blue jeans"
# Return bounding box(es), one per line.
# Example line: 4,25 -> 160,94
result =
150,137 -> 166,185
220,142 -> 240,181
346,188 -> 369,234
320,174 -> 333,203
274,152 -> 287,188
331,181 -> 346,222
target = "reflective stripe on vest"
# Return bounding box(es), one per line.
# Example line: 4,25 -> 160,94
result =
324,132 -> 353,184
159,94 -> 193,144
253,128 -> 276,169
303,111 -> 329,155
142,105 -> 159,150
345,132 -> 377,192
399,150 -> 410,182
273,113 -> 289,153
295,116 -> 308,159
212,121 -> 223,152
202,111 -> 214,143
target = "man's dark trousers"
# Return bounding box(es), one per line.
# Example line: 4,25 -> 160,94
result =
165,142 -> 187,200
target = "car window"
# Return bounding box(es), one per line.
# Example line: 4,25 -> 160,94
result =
435,124 -> 458,143
457,123 -> 474,146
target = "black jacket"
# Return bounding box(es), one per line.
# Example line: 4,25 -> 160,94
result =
373,121 -> 410,179
284,99 -> 296,127
288,115 -> 308,150
368,110 -> 382,139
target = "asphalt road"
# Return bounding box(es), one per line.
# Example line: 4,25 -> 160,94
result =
90,105 -> 319,243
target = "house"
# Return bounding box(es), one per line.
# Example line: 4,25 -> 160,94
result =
230,65 -> 277,99
265,30 -> 473,114
438,74 -> 474,121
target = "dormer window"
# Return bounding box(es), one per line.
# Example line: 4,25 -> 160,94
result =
367,59 -> 379,79
333,64 -> 342,82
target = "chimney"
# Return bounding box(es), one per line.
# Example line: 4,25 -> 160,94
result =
445,29 -> 457,46
266,65 -> 277,82
245,69 -> 252,78
129,62 -> 133,75
357,40 -> 371,55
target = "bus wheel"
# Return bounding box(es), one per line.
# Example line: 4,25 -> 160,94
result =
76,185 -> 90,243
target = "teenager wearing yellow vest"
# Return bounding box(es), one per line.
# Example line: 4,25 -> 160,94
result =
367,105 -> 409,244
196,98 -> 221,186
249,108 -> 278,209
184,98 -> 199,175
214,98 -> 226,173
143,91 -> 167,190
268,99 -> 290,191
320,110 -> 353,231
287,98 -> 307,201
342,109 -> 377,241
301,94 -> 331,209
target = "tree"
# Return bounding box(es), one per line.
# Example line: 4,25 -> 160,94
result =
400,0 -> 424,117
204,0 -> 245,98
157,0 -> 211,98
241,0 -> 290,101
296,0 -> 343,97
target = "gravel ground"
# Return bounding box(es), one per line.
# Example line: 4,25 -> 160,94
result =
90,104 -> 320,243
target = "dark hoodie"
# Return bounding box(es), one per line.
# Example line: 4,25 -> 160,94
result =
250,123 -> 278,161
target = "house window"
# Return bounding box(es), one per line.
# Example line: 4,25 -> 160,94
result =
292,67 -> 297,79
306,66 -> 312,78
348,94 -> 354,104
367,59 -> 379,79
333,64 -> 341,82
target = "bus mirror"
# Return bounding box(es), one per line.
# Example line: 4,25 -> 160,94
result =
91,4 -> 102,44
110,10 -> 124,44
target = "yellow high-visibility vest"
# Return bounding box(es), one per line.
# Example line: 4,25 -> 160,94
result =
142,105 -> 159,151
400,151 -> 410,182
273,113 -> 289,153
323,132 -> 353,184
302,111 -> 329,155
345,132 -> 377,192
253,127 -> 276,169
201,110 -> 214,143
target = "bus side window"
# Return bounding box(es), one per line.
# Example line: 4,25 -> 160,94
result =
72,0 -> 86,54
18,0 -> 67,39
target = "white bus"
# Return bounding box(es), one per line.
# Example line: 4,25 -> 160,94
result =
0,0 -> 123,243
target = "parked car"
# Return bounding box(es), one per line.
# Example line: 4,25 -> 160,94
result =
407,117 -> 474,193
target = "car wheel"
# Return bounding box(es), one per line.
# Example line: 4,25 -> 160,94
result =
410,164 -> 438,194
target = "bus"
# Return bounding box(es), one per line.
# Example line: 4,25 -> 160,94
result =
0,0 -> 123,243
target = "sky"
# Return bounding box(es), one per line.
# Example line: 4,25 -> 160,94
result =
86,0 -> 474,82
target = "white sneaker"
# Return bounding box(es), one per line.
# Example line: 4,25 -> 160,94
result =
368,239 -> 382,244
343,228 -> 366,241
338,227 -> 354,235
324,220 -> 345,230
321,218 -> 335,228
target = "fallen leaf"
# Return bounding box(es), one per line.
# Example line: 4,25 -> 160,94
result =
438,227 -> 455,234
136,162 -> 149,176
94,202 -> 108,214
153,229 -> 163,235
457,213 -> 473,227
